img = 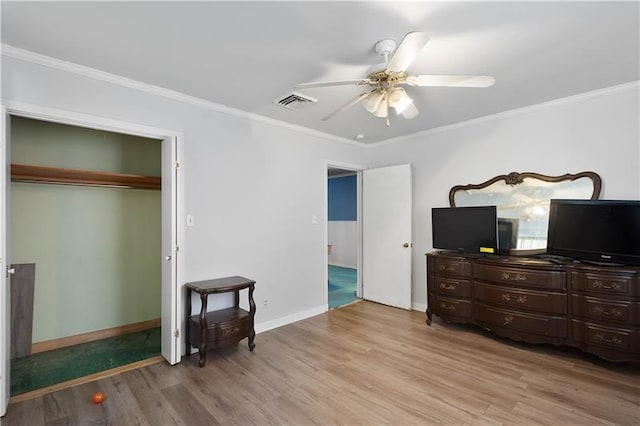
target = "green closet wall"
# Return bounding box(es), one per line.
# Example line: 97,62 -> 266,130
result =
10,117 -> 162,343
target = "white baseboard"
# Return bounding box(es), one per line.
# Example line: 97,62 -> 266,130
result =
412,302 -> 427,312
181,304 -> 328,356
328,263 -> 357,269
255,304 -> 328,334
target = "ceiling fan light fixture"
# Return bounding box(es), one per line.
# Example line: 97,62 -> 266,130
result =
393,95 -> 413,115
401,102 -> 419,119
388,87 -> 413,114
362,90 -> 385,113
372,96 -> 388,117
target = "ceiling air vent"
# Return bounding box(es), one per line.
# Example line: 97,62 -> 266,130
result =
273,91 -> 318,111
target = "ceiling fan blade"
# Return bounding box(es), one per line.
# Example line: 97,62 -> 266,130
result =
401,102 -> 419,119
295,79 -> 372,89
405,75 -> 496,88
386,32 -> 429,73
322,89 -> 377,121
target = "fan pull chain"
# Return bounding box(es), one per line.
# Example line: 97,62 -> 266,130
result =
385,95 -> 391,127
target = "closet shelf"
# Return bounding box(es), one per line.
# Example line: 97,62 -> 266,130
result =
11,164 -> 161,190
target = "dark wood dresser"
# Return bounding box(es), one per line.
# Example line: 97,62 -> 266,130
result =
426,252 -> 640,362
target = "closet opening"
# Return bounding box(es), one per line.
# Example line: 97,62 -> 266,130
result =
8,116 -> 164,397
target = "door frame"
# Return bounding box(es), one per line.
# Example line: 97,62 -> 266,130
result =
1,106 -> 9,416
324,160 -> 364,306
0,101 -> 184,405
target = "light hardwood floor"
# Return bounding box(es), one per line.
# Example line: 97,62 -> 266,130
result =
4,301 -> 639,425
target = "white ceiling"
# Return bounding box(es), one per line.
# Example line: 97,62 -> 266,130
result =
2,1 -> 638,144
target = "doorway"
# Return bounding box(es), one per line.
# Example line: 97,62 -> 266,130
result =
1,104 -> 182,413
324,163 -> 413,313
327,166 -> 361,309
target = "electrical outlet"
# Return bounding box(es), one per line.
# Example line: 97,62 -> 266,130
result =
263,298 -> 268,307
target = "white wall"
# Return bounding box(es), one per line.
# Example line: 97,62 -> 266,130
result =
1,54 -> 366,333
2,51 -> 638,321
328,221 -> 357,268
366,83 -> 640,310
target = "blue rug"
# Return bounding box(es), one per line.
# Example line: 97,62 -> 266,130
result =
328,265 -> 358,309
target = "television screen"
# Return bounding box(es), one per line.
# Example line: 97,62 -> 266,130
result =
432,206 -> 498,253
547,199 -> 640,265
498,217 -> 519,252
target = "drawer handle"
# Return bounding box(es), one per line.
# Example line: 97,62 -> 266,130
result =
594,333 -> 623,346
500,272 -> 526,281
503,314 -> 514,326
501,294 -> 527,304
439,302 -> 456,311
439,283 -> 457,291
592,305 -> 622,317
439,265 -> 456,273
590,280 -> 622,290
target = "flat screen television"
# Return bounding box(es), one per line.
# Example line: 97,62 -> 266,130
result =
432,206 -> 498,253
547,199 -> 640,265
498,217 -> 519,252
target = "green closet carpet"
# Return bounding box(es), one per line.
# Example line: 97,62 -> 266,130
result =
11,327 -> 161,396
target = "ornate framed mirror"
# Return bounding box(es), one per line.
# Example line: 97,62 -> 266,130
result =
449,171 -> 602,254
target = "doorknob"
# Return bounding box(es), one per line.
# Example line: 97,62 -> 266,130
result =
165,255 -> 172,261
6,267 -> 15,277
403,243 -> 411,248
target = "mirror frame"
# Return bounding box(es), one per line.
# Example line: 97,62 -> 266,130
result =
449,171 -> 602,254
449,171 -> 602,207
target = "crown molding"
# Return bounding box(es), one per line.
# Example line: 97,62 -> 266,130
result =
368,80 -> 640,148
1,44 -> 363,148
4,44 -> 637,150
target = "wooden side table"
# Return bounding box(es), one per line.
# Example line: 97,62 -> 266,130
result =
185,276 -> 256,367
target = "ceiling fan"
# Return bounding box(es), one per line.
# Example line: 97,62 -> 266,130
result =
295,32 -> 495,127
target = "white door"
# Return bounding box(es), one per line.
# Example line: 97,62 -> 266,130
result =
161,136 -> 179,364
0,109 -> 10,416
362,164 -> 412,310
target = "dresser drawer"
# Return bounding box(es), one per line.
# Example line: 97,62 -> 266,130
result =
217,321 -> 250,340
188,309 -> 251,346
476,303 -> 567,337
475,282 -> 566,315
431,294 -> 473,320
190,318 -> 250,345
571,319 -> 640,352
571,295 -> 640,326
433,257 -> 472,277
570,271 -> 639,298
435,277 -> 472,298
474,264 -> 566,290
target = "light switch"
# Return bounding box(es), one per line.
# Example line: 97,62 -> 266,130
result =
186,214 -> 195,227
311,214 -> 318,224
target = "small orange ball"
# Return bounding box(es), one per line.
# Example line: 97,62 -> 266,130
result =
91,391 -> 106,405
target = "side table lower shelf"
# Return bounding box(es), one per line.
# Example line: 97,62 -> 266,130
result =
188,307 -> 251,350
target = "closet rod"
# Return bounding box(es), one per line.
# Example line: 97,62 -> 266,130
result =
11,164 -> 161,190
